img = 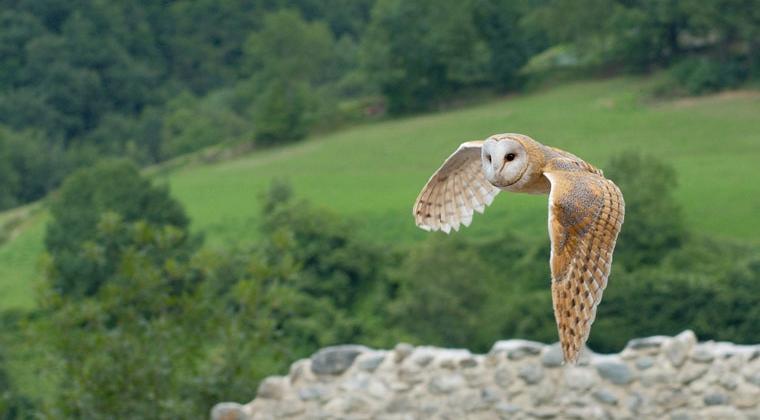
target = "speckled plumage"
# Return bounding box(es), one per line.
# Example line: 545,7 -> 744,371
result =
412,133 -> 625,363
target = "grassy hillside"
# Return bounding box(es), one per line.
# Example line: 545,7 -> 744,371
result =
1,77 -> 759,310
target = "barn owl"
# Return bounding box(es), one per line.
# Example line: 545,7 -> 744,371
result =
412,133 -> 624,364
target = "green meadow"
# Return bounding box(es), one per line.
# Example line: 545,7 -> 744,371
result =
2,77 -> 759,311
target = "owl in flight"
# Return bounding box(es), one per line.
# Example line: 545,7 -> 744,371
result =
412,133 -> 624,363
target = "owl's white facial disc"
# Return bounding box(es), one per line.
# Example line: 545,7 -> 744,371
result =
481,138 -> 529,188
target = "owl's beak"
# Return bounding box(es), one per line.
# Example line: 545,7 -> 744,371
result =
483,140 -> 508,175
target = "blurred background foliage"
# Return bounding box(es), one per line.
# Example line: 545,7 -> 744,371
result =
0,0 -> 757,210
0,0 -> 758,418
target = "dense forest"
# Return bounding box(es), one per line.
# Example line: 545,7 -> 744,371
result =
1,0 -> 759,418
0,0 -> 758,209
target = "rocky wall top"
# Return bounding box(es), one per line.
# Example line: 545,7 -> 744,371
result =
212,331 -> 760,420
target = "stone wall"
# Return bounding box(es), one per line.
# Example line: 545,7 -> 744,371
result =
212,331 -> 760,419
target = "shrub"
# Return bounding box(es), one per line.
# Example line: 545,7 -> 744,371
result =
44,159 -> 191,297
666,56 -> 747,95
253,81 -> 312,145
604,151 -> 686,270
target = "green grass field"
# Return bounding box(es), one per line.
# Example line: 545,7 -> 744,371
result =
1,77 -> 759,311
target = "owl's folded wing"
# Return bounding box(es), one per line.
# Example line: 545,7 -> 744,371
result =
412,141 -> 500,233
544,168 -> 625,363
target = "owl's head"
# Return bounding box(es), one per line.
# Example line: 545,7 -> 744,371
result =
481,134 -> 530,188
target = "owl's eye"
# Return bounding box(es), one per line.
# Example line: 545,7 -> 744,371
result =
506,153 -> 516,161
486,154 -> 492,163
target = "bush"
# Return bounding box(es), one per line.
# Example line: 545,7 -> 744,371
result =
160,91 -> 249,158
666,56 -> 748,95
244,10 -> 338,145
39,180 -> 400,418
390,231 -> 555,352
253,81 -> 312,145
44,159 -> 191,297
0,126 -> 66,210
258,181 -> 397,348
591,242 -> 760,352
604,151 -> 686,270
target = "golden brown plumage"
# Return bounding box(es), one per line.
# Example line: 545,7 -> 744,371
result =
412,133 -> 625,363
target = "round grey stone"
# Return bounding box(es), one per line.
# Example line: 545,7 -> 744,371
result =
412,353 -> 434,367
691,347 -> 715,363
518,363 -> 544,385
678,365 -> 708,384
634,356 -> 654,370
594,360 -> 633,385
670,410 -> 694,420
664,330 -> 696,368
541,343 -> 564,368
704,392 -> 729,406
656,389 -> 688,410
394,343 -> 414,363
529,382 -> 556,406
719,374 -> 739,390
490,339 -> 544,360
298,385 -> 330,401
276,399 -> 305,417
428,373 -> 466,395
481,387 -> 501,404
626,392 -> 644,414
625,335 -> 668,350
564,406 -> 607,420
459,357 -> 478,368
385,396 -> 412,413
311,345 -> 368,375
592,388 -> 618,405
210,402 -> 245,420
493,367 -> 513,388
357,354 -> 385,372
564,367 -> 595,391
529,407 -> 559,419
257,376 -> 287,400
747,371 -> 760,387
495,402 -> 521,419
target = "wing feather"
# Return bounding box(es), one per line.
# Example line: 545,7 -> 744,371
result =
449,173 -> 464,231
413,141 -> 500,232
545,166 -> 624,364
441,174 -> 453,233
453,173 -> 471,228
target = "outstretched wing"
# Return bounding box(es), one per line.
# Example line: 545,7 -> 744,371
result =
412,141 -> 500,233
544,167 -> 624,363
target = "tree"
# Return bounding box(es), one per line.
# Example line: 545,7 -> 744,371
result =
243,9 -> 336,144
473,0 -> 547,89
604,151 -> 686,270
260,180 -> 391,311
0,11 -> 47,89
160,90 -> 249,158
244,9 -> 336,86
280,0 -> 376,39
0,138 -> 19,210
42,215 -> 208,419
39,181 -> 397,418
361,0 -> 491,113
0,126 -> 66,210
44,159 -> 190,297
390,237 -> 506,351
166,0 -> 258,93
252,80 -> 313,145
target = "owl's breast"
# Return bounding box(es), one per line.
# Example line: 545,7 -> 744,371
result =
500,171 -> 551,195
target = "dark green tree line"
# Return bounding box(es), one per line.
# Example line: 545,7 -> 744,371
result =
1,0 -> 757,211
